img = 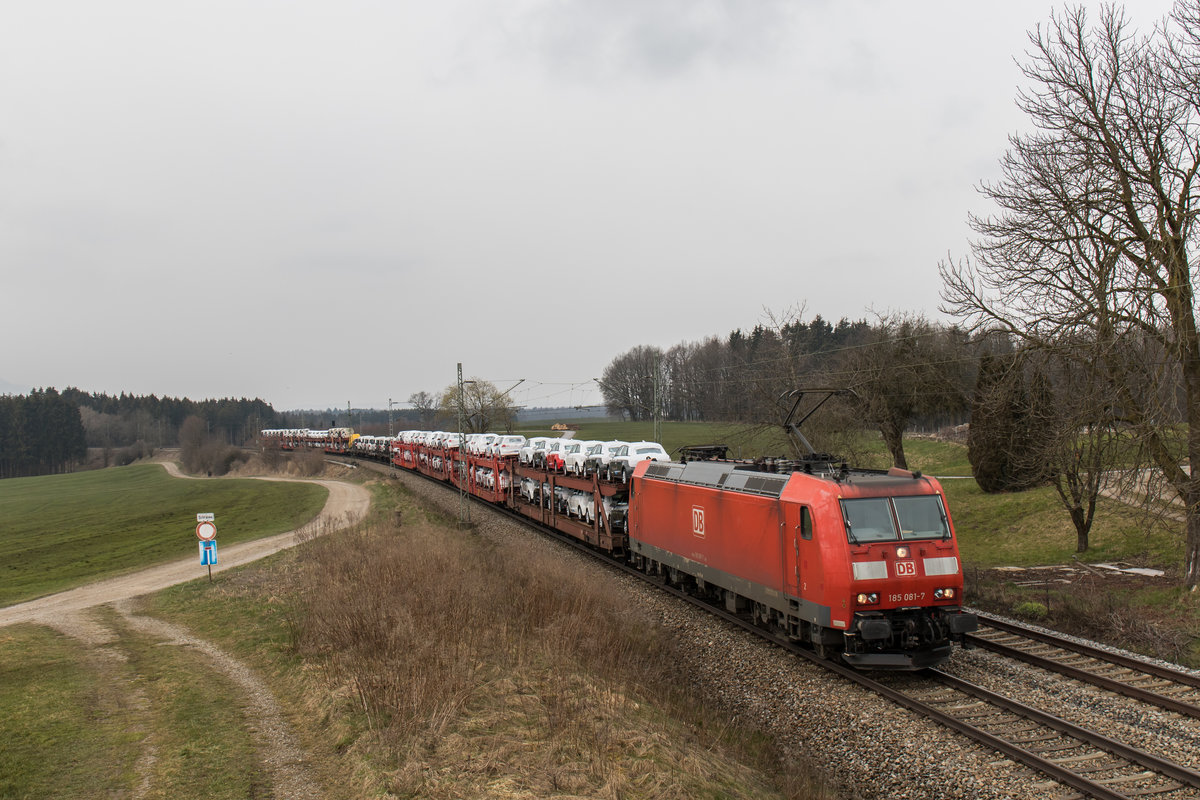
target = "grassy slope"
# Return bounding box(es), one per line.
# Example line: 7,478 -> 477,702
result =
897,438 -> 1178,569
0,463 -> 327,605
0,464 -> 328,799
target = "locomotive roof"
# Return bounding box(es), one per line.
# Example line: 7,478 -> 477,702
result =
642,460 -> 926,498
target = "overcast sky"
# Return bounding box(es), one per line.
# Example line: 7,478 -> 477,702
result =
0,0 -> 1179,413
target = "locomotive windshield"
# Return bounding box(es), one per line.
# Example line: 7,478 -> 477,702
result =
893,496 -> 951,540
840,496 -> 951,543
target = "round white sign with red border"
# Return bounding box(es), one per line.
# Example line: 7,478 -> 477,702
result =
196,521 -> 217,541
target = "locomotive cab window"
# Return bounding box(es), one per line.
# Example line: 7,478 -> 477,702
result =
840,496 -> 951,543
893,495 -> 951,540
800,506 -> 813,540
840,498 -> 897,543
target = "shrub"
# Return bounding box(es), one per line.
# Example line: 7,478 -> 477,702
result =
113,440 -> 154,467
1012,600 -> 1048,620
293,449 -> 325,477
968,352 -> 1048,492
260,446 -> 284,471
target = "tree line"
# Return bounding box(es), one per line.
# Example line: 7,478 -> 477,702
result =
0,388 -> 87,478
0,388 -> 284,477
58,389 -> 283,451
598,312 -> 978,470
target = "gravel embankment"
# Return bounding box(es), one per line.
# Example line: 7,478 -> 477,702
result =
392,470 -> 1200,800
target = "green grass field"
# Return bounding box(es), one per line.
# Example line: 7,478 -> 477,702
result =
0,464 -> 328,606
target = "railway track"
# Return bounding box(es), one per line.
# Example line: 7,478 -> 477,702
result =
966,612 -> 1200,720
355,454 -> 1200,798
890,672 -> 1200,799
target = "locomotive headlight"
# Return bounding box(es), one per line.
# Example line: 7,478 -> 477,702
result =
934,588 -> 956,600
896,546 -> 910,558
856,592 -> 879,605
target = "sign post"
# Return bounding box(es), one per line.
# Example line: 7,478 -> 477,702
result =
196,513 -> 217,582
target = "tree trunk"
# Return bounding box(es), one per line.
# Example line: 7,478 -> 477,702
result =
879,418 -> 907,470
1184,485 -> 1200,587
1071,506 -> 1089,553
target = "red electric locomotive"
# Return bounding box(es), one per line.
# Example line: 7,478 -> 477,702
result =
627,456 -> 977,669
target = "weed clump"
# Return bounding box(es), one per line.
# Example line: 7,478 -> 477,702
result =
1012,601 -> 1048,620
291,448 -> 325,477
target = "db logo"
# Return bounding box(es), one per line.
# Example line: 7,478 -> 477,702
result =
896,561 -> 917,577
692,506 -> 705,537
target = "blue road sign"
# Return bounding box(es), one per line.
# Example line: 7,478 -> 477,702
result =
200,540 -> 218,566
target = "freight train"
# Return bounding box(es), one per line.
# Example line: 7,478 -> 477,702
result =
261,424 -> 977,670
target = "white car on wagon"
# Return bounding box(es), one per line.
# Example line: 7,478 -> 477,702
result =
562,440 -> 602,476
581,440 -> 629,478
490,434 -> 527,457
519,436 -> 552,466
606,441 -> 671,481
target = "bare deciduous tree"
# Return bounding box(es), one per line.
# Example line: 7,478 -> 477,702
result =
836,313 -> 971,469
941,3 -> 1200,584
407,390 -> 438,429
1020,347 -> 1123,553
437,379 -> 519,433
598,346 -> 664,421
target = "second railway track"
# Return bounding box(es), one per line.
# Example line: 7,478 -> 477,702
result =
966,613 -> 1200,720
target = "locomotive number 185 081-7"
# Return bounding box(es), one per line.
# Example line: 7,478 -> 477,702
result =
888,592 -> 927,604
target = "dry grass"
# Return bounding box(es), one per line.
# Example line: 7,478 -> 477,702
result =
286,515 -> 825,799
292,448 -> 327,476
